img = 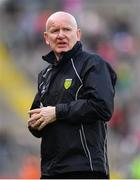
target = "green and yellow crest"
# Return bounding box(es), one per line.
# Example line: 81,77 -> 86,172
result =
64,79 -> 72,89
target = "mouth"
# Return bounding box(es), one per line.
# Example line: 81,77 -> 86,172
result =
57,42 -> 67,47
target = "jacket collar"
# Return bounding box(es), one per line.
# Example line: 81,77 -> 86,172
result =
42,41 -> 82,66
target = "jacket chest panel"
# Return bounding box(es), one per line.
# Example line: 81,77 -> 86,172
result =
54,68 -> 82,100
41,63 -> 82,106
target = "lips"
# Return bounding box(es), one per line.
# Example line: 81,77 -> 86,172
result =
57,42 -> 67,45
57,42 -> 67,47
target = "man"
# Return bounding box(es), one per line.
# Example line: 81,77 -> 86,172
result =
28,11 -> 117,179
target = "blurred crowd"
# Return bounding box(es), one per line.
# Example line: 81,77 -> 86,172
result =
0,0 -> 140,178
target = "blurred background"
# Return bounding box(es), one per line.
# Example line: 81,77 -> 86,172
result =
0,0 -> 140,178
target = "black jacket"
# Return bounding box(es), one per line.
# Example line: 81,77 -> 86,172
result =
29,41 -> 117,176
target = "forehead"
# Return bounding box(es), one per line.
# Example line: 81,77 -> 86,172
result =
47,15 -> 77,30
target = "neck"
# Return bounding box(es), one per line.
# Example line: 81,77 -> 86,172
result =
55,52 -> 63,61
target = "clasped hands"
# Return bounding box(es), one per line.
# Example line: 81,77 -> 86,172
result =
28,106 -> 56,130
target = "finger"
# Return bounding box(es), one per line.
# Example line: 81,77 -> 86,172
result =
28,113 -> 42,122
28,119 -> 37,126
28,112 -> 38,118
38,121 -> 48,131
31,117 -> 44,128
28,108 -> 41,115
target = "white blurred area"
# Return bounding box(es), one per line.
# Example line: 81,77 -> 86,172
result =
0,0 -> 140,178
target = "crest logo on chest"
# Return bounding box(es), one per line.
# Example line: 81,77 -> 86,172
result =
64,79 -> 72,89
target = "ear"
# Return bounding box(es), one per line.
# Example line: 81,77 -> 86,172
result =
77,28 -> 81,41
44,32 -> 49,45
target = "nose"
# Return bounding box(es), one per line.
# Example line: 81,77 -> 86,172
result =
57,30 -> 65,38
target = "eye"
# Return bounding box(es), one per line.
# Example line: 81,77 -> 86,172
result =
50,29 -> 59,33
63,28 -> 71,32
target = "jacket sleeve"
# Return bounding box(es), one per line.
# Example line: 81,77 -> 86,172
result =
56,56 -> 117,124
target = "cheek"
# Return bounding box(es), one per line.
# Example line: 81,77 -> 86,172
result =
69,35 -> 78,46
47,36 -> 56,44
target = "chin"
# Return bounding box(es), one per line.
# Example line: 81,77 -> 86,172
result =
56,49 -> 70,53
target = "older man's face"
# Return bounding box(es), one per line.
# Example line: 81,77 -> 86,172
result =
44,15 -> 81,58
